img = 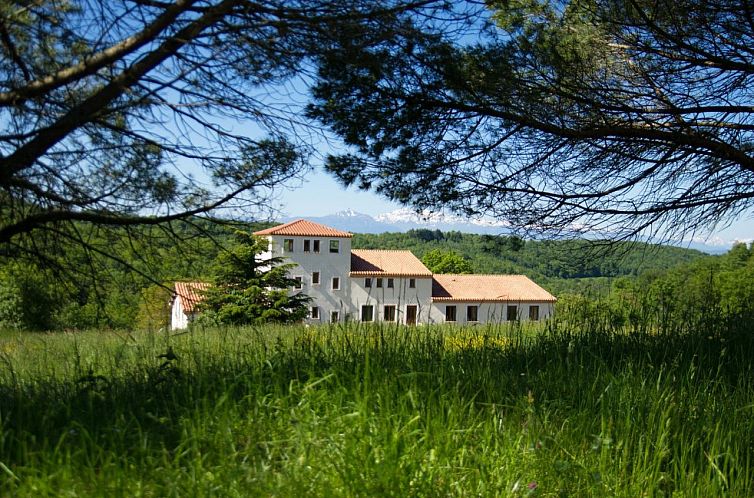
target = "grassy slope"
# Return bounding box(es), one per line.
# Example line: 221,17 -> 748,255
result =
0,322 -> 751,497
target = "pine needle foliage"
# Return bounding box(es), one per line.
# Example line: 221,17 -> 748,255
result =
199,231 -> 310,325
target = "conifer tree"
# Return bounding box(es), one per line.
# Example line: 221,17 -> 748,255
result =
200,231 -> 309,325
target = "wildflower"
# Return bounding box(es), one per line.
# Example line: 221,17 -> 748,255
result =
526,481 -> 539,496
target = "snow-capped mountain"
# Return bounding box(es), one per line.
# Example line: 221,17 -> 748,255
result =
283,209 -> 735,253
375,208 -> 509,230
285,210 -> 399,233
285,209 -> 512,235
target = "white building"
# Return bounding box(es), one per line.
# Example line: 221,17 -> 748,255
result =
171,281 -> 210,330
170,219 -> 556,329
252,219 -> 555,326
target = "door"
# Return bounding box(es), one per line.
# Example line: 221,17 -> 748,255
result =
406,305 -> 417,325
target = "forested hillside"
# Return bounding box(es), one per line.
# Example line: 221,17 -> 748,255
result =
0,220 -> 272,331
0,221 -> 714,331
354,230 -> 707,294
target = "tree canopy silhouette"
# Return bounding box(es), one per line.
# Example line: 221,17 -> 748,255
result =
309,0 -> 754,240
0,0 -> 450,267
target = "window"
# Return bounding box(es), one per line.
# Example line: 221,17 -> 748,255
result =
387,278 -> 394,288
303,239 -> 311,252
409,278 -> 416,288
445,305 -> 457,322
406,305 -> 417,325
284,238 -> 294,252
331,277 -> 340,290
293,276 -> 303,290
365,278 -> 372,288
312,272 -> 320,285
529,305 -> 540,321
376,278 -> 383,288
311,306 -> 319,319
467,305 -> 478,322
507,305 -> 518,321
329,240 -> 339,253
330,310 -> 340,323
384,305 -> 396,322
361,305 -> 374,322
313,240 -> 320,253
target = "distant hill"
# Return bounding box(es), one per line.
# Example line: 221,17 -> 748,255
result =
349,229 -> 710,295
286,210 -> 730,254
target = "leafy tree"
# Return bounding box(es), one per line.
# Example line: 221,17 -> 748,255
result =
0,262 -> 60,330
421,249 -> 473,274
199,231 -> 310,325
0,276 -> 23,330
135,284 -> 173,331
309,0 -> 754,239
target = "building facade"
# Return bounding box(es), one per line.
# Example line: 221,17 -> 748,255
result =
171,219 -> 557,329
171,281 -> 210,330
252,219 -> 556,326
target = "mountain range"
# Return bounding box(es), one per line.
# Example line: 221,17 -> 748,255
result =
284,209 -> 734,254
286,208 -> 513,236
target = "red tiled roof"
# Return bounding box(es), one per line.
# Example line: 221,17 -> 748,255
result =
253,219 -> 353,237
174,281 -> 211,314
432,274 -> 556,302
350,250 -> 432,277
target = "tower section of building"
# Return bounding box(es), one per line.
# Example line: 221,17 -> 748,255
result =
254,219 -> 353,323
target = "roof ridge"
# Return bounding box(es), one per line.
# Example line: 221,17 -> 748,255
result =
434,273 -> 529,277
352,248 -> 416,252
265,219 -> 302,231
253,219 -> 352,237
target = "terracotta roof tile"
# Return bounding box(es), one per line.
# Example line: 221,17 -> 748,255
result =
432,274 -> 556,302
253,219 -> 353,237
350,250 -> 432,277
174,281 -> 211,314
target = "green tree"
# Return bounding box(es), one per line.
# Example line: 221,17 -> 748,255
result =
309,0 -> 754,239
0,276 -> 23,330
421,249 -> 473,274
0,262 -> 60,330
199,232 -> 310,325
135,284 -> 173,331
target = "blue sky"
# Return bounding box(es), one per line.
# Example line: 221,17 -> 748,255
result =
275,168 -> 400,217
277,168 -> 754,249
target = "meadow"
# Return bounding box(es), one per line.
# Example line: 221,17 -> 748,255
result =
0,318 -> 752,497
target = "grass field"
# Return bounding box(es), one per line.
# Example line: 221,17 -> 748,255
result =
1,320 -> 752,496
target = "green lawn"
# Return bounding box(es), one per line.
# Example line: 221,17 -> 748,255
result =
0,322 -> 752,496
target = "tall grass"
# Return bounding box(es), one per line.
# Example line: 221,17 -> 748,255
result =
0,320 -> 752,496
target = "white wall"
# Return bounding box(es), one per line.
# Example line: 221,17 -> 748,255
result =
429,301 -> 555,325
171,297 -> 188,330
263,234 -> 353,323
349,276 -> 433,324
256,233 -> 555,326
